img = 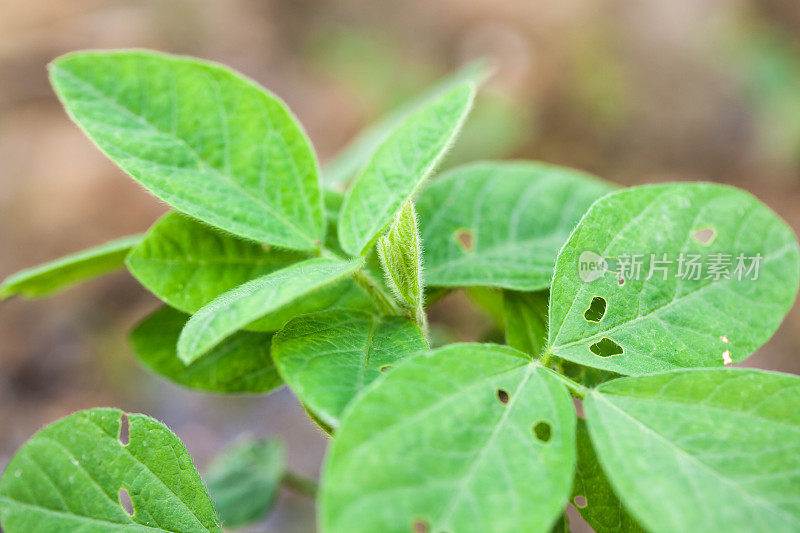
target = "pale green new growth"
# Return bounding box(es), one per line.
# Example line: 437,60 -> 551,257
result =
338,83 -> 475,256
417,161 -> 614,290
0,234 -> 141,299
321,344 -> 576,533
377,200 -> 426,328
324,59 -> 489,187
548,183 -> 800,376
0,408 -> 221,532
178,257 -> 364,364
130,306 -> 281,394
585,369 -> 800,532
50,50 -> 324,250
273,310 -> 427,430
205,439 -> 285,527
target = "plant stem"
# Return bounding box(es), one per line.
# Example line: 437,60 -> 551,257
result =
542,367 -> 587,399
282,470 -> 318,497
353,269 -> 403,316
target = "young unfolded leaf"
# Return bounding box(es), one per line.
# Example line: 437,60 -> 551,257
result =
127,212 -> 371,331
338,83 -> 475,256
178,257 -> 364,364
548,183 -> 800,375
584,368 -> 800,533
50,50 -> 324,250
272,310 -> 427,430
320,344 -> 576,533
417,161 -> 614,290
504,290 -> 548,357
130,306 -> 281,394
205,438 -> 285,527
377,200 -> 425,322
0,234 -> 141,299
324,59 -> 488,187
0,408 -> 221,532
572,420 -> 644,533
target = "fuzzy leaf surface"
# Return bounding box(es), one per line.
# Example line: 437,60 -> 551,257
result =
178,257 -> 363,363
548,183 -> 800,375
323,60 -> 487,187
0,408 -> 220,532
130,306 -> 280,394
50,50 -> 324,250
273,310 -> 426,430
584,368 -> 800,532
127,212 -> 371,331
1,235 -> 141,299
338,83 -> 475,256
321,344 -> 576,533
377,200 -> 424,311
417,161 -> 614,290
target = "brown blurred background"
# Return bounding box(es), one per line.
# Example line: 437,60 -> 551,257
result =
1,1 -> 799,531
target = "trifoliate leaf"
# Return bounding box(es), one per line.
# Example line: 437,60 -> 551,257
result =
130,306 -> 280,394
1,235 -> 141,299
548,183 -> 800,375
584,368 -> 800,532
273,310 -> 427,430
50,50 -> 324,250
178,257 -> 364,363
321,343 -> 576,533
0,408 -> 221,532
324,59 -> 488,187
127,212 -> 371,332
417,161 -> 614,290
338,83 -> 475,256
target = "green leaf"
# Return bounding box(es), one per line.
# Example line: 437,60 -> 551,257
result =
324,59 -> 489,187
178,257 -> 364,364
584,368 -> 800,533
417,161 -> 614,290
130,306 -> 281,394
205,438 -> 285,527
1,235 -> 141,299
320,344 -> 576,533
50,50 -> 324,250
127,212 -> 304,311
0,408 -> 221,532
504,290 -> 548,357
126,212 -> 371,331
548,183 -> 800,375
571,419 -> 644,532
273,310 -> 427,431
338,83 -> 476,256
377,200 -> 424,315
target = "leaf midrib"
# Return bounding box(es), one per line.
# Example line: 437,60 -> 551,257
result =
53,65 -> 315,247
593,393 -> 800,528
0,496 -> 185,533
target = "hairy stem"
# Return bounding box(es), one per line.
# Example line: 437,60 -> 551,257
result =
542,366 -> 587,399
353,269 -> 403,316
282,470 -> 318,497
